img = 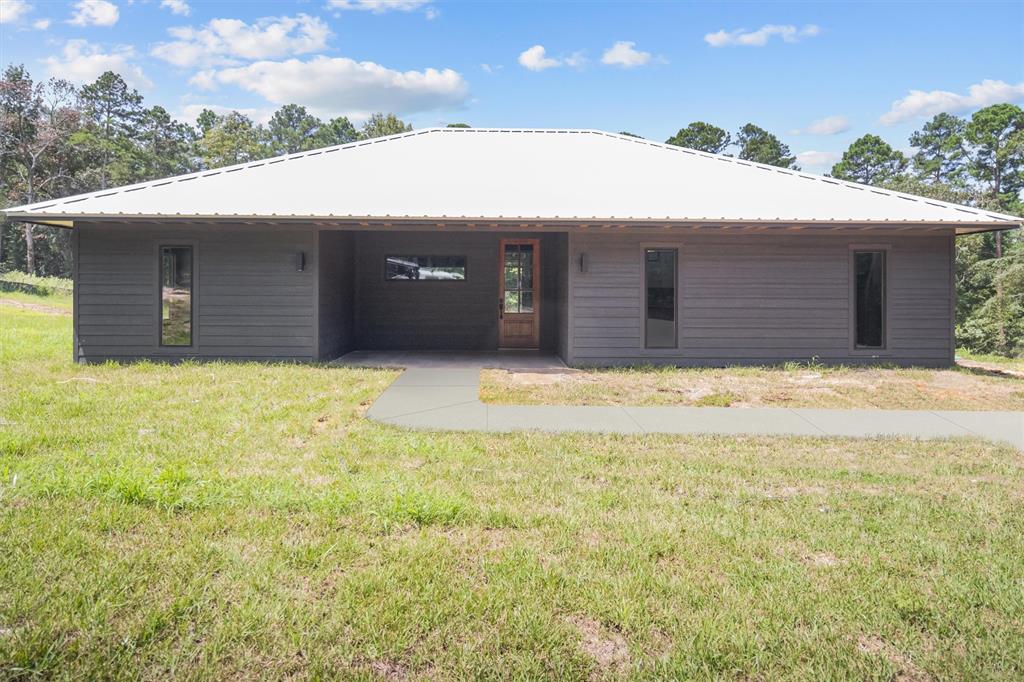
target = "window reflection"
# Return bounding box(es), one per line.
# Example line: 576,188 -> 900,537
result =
386,255 -> 466,280
160,246 -> 192,346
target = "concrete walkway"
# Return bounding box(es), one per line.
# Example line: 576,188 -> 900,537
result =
339,352 -> 1024,449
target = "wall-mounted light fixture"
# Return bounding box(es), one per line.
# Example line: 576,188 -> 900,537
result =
578,252 -> 587,273
296,251 -> 306,272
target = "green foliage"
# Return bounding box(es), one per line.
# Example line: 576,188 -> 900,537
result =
830,134 -> 907,184
666,121 -> 731,154
964,103 -> 1024,213
736,123 -> 797,168
196,111 -> 264,168
360,112 -> 412,139
446,122 -> 471,128
910,113 -> 967,184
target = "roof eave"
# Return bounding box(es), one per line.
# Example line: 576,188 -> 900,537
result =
4,212 -> 1019,235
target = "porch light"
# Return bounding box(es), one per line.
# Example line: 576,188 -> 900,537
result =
578,252 -> 588,273
296,251 -> 306,272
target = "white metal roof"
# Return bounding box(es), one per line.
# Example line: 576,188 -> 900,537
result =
4,128 -> 1021,230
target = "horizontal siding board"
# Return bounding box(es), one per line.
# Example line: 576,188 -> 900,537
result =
76,222 -> 316,361
569,231 -> 952,366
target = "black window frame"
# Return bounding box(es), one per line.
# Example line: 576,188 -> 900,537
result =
384,255 -> 468,282
852,249 -> 887,351
158,244 -> 195,348
643,247 -> 678,349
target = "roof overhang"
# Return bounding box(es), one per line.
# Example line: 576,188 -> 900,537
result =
5,213 -> 1017,236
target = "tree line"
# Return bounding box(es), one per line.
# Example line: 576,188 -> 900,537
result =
0,65 -> 416,278
1,64 -> 1022,355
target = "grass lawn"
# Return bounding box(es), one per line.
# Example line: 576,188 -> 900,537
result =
480,363 -> 1024,411
957,349 -> 1024,374
2,300 -> 1024,679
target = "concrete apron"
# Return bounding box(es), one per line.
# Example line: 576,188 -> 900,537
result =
365,366 -> 1024,450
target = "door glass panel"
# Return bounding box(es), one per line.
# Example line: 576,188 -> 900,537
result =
504,290 -> 520,312
160,245 -> 192,346
645,249 -> 676,348
520,291 -> 533,313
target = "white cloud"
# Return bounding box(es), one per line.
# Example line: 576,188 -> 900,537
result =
795,150 -> 841,169
480,63 -> 503,74
198,56 -> 469,119
160,0 -> 190,16
600,41 -> 651,68
424,6 -> 438,19
564,50 -> 587,68
705,24 -> 820,47
327,0 -> 429,12
880,79 -> 1024,125
42,39 -> 151,89
32,17 -> 49,29
518,45 -> 561,71
1,0 -> 32,24
151,14 -> 330,68
68,0 -> 119,27
794,115 -> 850,136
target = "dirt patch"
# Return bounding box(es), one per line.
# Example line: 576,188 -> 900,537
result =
957,359 -> 1024,379
857,635 -> 932,681
0,297 -> 71,315
567,615 -> 630,677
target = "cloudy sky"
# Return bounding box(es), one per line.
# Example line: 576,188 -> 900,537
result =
1,0 -> 1022,172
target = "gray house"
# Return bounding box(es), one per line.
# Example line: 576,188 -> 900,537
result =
5,128 -> 1021,366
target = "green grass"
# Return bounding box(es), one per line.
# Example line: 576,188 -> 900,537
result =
2,300 -> 1024,679
957,348 -> 1024,373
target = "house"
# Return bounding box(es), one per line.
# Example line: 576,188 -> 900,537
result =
4,128 -> 1021,367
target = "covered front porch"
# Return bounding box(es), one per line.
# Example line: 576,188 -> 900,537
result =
316,230 -> 569,360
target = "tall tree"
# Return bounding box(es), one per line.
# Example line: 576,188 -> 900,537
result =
313,116 -> 358,147
75,71 -> 144,189
265,104 -> 322,155
666,122 -> 731,154
909,113 -> 967,185
0,65 -> 80,274
964,103 -> 1024,218
197,111 -> 265,169
830,134 -> 907,185
360,113 -> 412,139
735,123 -> 797,168
138,105 -> 195,180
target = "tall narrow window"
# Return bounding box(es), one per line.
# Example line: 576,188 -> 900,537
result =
854,250 -> 885,348
645,248 -> 677,348
160,246 -> 192,346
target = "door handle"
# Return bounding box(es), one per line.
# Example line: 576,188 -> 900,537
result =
498,298 -> 503,319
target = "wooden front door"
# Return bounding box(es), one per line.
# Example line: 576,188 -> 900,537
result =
499,239 -> 540,348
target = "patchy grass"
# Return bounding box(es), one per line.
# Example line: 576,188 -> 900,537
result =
480,362 -> 1024,411
2,299 -> 1024,679
957,349 -> 1024,374
1,290 -> 73,313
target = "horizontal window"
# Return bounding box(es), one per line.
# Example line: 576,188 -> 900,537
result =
386,255 -> 466,281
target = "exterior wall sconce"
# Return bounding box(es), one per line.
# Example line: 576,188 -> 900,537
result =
578,252 -> 587,273
296,251 -> 306,272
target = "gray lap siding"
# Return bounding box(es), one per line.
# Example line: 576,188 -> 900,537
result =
566,231 -> 954,367
75,223 -> 316,362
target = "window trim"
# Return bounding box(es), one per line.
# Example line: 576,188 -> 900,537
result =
155,242 -> 198,351
848,245 -> 890,355
383,254 -> 468,282
643,246 -> 679,350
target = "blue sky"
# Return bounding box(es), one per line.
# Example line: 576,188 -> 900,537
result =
1,0 -> 1022,172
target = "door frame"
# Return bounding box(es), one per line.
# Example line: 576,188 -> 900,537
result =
498,237 -> 541,349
